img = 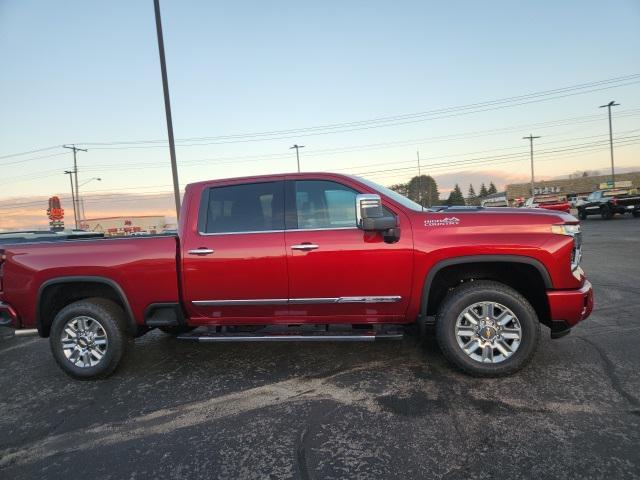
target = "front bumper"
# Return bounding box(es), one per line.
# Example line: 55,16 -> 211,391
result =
546,280 -> 593,337
0,301 -> 18,328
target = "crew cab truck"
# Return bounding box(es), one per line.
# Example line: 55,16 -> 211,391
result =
577,189 -> 640,220
0,173 -> 593,379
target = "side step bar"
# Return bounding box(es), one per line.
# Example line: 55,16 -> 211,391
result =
177,328 -> 404,343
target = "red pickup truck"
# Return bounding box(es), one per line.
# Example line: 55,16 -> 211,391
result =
523,196 -> 571,214
0,173 -> 593,379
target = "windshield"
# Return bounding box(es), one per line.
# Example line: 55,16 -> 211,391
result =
349,175 -> 423,211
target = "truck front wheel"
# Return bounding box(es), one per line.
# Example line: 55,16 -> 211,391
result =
435,280 -> 540,377
49,298 -> 130,379
601,206 -> 614,220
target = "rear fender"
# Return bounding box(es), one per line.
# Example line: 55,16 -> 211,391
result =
36,276 -> 136,336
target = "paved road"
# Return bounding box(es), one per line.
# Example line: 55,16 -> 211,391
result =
1,217 -> 639,479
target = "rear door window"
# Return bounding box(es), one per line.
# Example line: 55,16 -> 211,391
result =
199,181 -> 285,234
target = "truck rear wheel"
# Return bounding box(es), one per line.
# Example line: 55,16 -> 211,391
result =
578,209 -> 587,220
49,298 -> 130,379
435,280 -> 540,377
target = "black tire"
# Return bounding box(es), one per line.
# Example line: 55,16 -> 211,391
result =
601,206 -> 614,220
49,298 -> 131,379
158,325 -> 196,335
578,209 -> 588,220
435,280 -> 540,377
633,211 -> 640,218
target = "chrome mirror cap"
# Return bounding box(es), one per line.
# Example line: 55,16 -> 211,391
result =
356,193 -> 383,228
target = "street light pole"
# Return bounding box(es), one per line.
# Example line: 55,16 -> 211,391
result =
64,170 -> 77,229
154,0 -> 181,219
78,177 -> 101,223
290,144 -> 305,172
599,100 -> 620,186
523,135 -> 541,198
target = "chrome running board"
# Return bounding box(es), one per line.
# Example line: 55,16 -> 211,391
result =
177,326 -> 404,343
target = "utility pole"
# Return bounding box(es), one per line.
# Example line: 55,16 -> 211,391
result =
63,145 -> 87,229
599,100 -> 620,186
290,144 -> 305,172
64,170 -> 78,229
523,135 -> 540,198
416,149 -> 424,210
154,0 -> 181,219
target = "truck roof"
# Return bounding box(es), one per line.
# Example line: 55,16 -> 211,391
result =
186,172 -> 356,189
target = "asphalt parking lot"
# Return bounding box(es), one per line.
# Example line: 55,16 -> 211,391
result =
1,216 -> 639,479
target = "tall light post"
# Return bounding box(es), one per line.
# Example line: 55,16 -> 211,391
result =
599,100 -> 620,186
290,144 -> 305,172
78,177 -> 102,223
154,0 -> 181,219
523,134 -> 541,198
416,149 -> 425,209
64,170 -> 78,229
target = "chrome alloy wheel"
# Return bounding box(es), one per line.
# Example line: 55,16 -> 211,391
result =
61,316 -> 108,368
454,302 -> 522,364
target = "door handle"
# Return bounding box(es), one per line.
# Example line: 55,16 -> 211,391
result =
188,248 -> 215,255
291,243 -> 319,251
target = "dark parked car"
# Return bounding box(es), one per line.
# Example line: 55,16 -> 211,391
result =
577,189 -> 640,220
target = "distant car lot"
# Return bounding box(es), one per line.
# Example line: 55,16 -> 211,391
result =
0,216 -> 639,479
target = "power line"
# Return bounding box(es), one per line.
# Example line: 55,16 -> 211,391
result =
71,74 -> 640,149
2,135 -> 638,212
0,151 -> 68,168
13,113 -> 636,177
2,108 -> 639,175
0,145 -> 60,161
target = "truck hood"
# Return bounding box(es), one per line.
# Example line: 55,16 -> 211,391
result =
414,207 -> 577,230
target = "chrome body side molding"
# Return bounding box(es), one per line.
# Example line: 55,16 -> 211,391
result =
192,296 -> 402,307
192,299 -> 289,307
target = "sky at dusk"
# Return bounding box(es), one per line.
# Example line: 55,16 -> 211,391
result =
1,0 -> 639,230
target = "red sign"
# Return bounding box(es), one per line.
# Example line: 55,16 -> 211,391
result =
47,196 -> 64,221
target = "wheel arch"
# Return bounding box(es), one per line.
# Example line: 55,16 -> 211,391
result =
421,255 -> 552,325
37,276 -> 136,337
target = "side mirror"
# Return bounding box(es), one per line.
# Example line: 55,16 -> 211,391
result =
355,193 -> 401,243
356,193 -> 383,224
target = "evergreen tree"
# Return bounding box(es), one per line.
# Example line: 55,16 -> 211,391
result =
467,184 -> 478,206
479,183 -> 488,197
488,182 -> 497,195
446,184 -> 466,206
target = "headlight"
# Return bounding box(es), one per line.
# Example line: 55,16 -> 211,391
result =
551,224 -> 582,271
551,224 -> 581,236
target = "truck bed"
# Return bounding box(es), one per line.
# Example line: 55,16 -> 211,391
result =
0,235 -> 180,330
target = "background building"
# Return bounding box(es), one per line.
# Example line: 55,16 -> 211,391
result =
82,215 -> 170,236
505,171 -> 640,203
480,191 -> 508,207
